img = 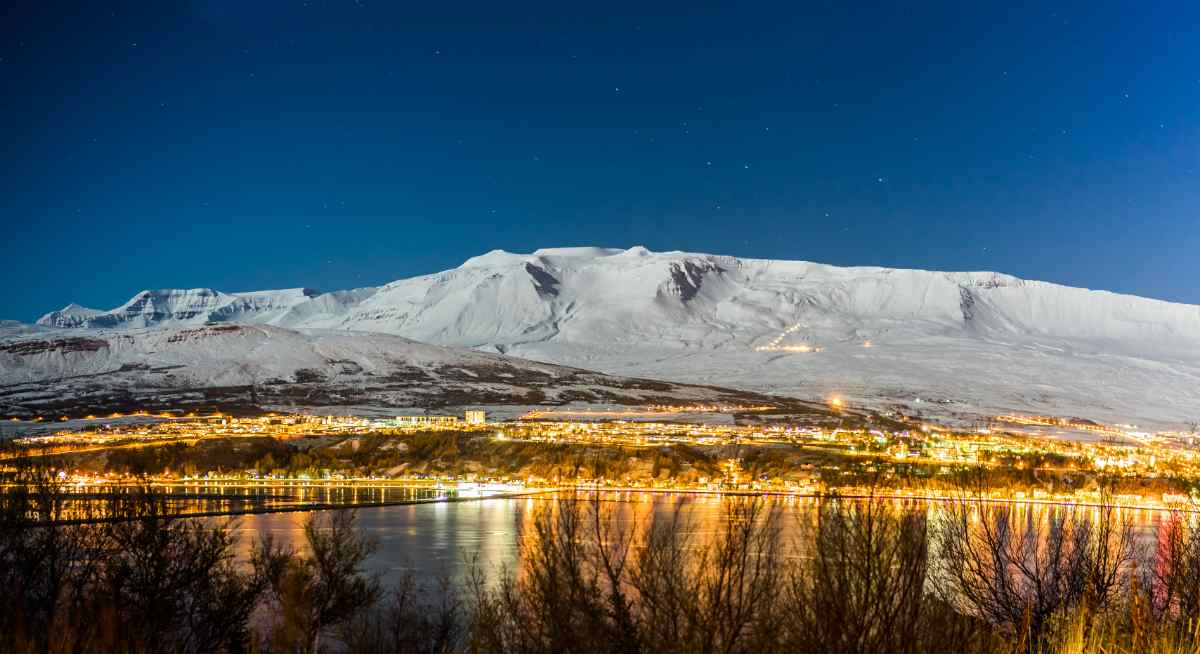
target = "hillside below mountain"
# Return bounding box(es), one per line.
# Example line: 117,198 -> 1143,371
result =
0,323 -> 803,419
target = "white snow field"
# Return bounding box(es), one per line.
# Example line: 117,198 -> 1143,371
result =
21,246 -> 1200,427
0,323 -> 791,418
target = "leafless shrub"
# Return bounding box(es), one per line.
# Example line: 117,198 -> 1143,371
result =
0,469 -> 267,653
784,492 -> 992,654
256,509 -> 382,653
4,469 -> 1193,654
934,477 -> 1137,651
341,573 -> 464,654
96,488 -> 265,653
465,492 -> 787,654
0,462 -> 108,652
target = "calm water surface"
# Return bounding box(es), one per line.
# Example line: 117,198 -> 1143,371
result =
224,493 -> 736,587
220,493 -> 1177,589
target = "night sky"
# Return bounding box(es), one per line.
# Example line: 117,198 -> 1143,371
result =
3,1 -> 1198,321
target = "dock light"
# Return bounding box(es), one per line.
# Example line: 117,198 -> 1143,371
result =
862,340 -> 873,348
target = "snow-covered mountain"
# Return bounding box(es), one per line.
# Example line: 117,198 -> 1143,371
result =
38,288 -> 319,329
24,246 -> 1200,426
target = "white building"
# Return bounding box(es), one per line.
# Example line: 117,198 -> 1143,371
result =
382,415 -> 459,427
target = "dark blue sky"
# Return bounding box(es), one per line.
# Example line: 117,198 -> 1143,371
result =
3,0 -> 1198,321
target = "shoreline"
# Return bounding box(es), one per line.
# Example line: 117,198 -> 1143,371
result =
21,488 -> 555,526
20,482 -> 1196,525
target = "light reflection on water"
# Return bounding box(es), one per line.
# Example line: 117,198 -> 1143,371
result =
217,492 -> 1183,590
26,483 -> 1188,591
49,483 -> 449,521
224,497 -> 532,587
222,493 -> 749,587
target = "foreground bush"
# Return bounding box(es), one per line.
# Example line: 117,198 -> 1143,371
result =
0,466 -> 380,654
2,468 -> 1199,653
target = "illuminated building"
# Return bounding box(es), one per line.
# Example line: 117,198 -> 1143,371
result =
383,415 -> 460,427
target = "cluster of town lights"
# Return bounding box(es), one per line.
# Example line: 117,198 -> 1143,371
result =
8,405 -> 1200,514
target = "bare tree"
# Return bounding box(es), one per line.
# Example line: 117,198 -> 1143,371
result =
0,461 -> 108,652
934,476 -> 1137,651
466,492 -> 639,654
1143,502 -> 1200,632
258,509 -> 382,653
0,469 -> 268,653
97,488 -> 265,653
784,491 -> 989,654
341,573 -> 464,654
466,492 -> 787,654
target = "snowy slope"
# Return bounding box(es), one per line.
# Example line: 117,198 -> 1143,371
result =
0,323 -> 789,417
25,246 -> 1200,426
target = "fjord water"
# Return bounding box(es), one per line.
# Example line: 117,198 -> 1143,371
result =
221,493 -> 1174,590
225,493 -> 735,587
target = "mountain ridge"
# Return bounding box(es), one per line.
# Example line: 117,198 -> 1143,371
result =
37,247 -> 1198,339
19,246 -> 1200,427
